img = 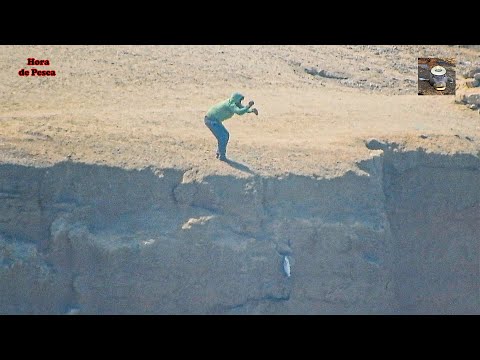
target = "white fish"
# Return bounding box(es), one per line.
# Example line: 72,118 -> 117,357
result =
283,256 -> 291,277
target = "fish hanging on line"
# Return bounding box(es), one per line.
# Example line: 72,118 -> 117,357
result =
283,256 -> 291,277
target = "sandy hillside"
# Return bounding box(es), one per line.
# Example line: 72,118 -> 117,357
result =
1,45 -> 479,178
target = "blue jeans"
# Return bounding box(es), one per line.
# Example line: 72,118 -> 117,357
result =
204,116 -> 229,158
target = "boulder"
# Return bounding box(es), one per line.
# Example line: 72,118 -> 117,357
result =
464,93 -> 480,106
463,67 -> 480,79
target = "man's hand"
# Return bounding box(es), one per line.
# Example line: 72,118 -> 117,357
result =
248,100 -> 255,107
251,108 -> 258,116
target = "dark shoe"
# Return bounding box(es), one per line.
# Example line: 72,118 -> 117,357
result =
218,155 -> 227,161
216,152 -> 220,159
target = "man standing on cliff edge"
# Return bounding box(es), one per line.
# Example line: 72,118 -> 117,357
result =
204,92 -> 258,161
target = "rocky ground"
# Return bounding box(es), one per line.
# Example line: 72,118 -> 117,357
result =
456,65 -> 480,113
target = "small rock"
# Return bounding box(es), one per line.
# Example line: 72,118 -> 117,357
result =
464,67 -> 480,78
467,80 -> 480,88
420,134 -> 428,139
304,67 -> 319,76
304,67 -> 348,80
317,70 -> 349,80
465,93 -> 480,105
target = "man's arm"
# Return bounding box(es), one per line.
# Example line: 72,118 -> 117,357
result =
230,103 -> 252,115
229,100 -> 257,115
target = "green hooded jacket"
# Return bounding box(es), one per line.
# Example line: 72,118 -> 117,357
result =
206,92 -> 254,123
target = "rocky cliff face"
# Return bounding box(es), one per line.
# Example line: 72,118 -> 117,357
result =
1,144 -> 479,314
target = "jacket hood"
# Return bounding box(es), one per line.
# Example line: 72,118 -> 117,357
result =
230,92 -> 244,103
